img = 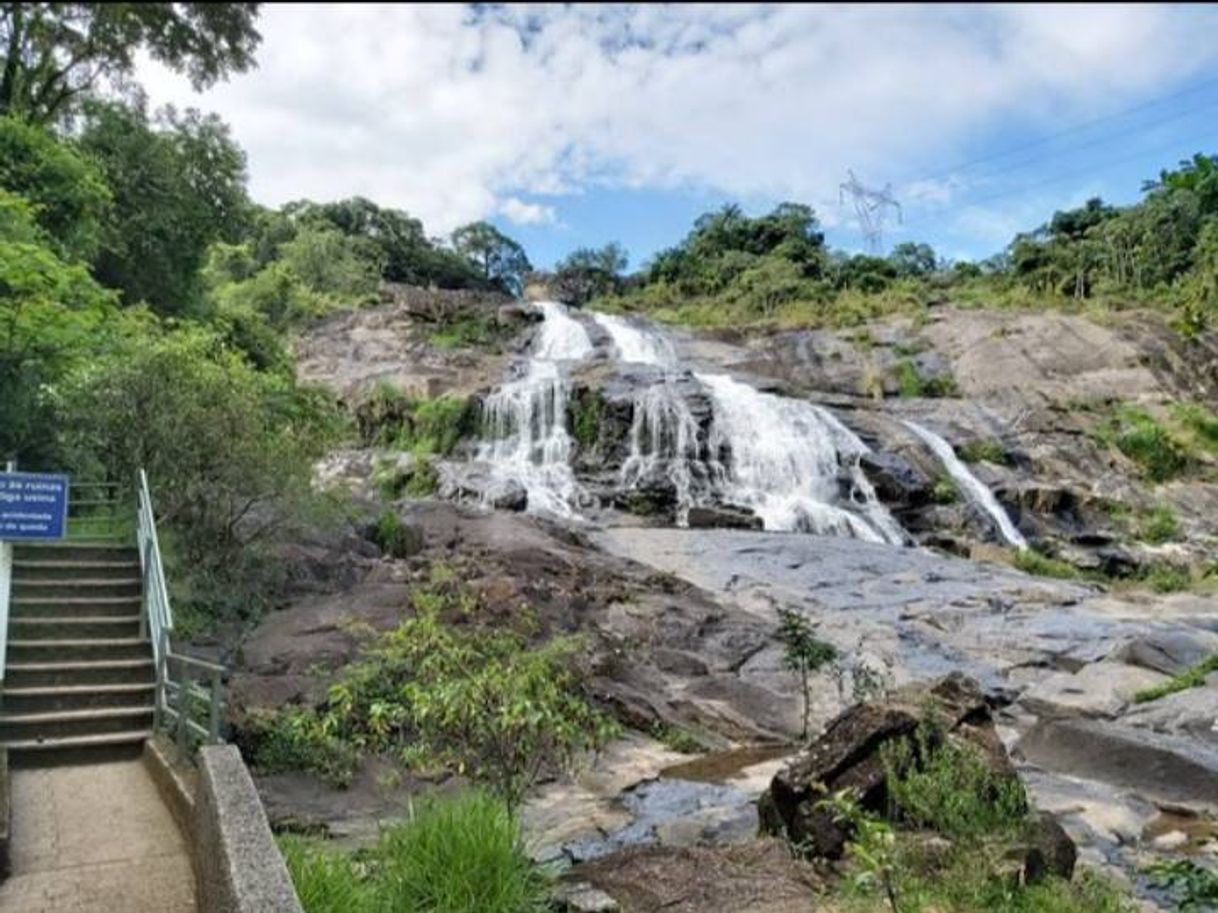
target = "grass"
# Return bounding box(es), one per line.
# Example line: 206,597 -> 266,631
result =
894,360 -> 958,398
1145,858 -> 1218,912
958,439 -> 1010,465
280,791 -> 549,913
373,456 -> 440,500
356,385 -> 474,456
1013,548 -> 1079,580
1136,504 -> 1181,544
930,473 -> 960,504
428,312 -> 506,350
372,509 -> 418,558
1093,406 -> 1189,482
1133,652 -> 1218,704
570,387 -> 605,451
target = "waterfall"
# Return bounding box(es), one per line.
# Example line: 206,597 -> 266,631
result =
475,302 -> 592,517
698,372 -> 904,543
901,420 -> 1027,548
592,313 -> 707,524
588,312 -> 903,542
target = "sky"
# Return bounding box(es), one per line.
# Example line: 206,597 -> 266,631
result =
137,3 -> 1218,269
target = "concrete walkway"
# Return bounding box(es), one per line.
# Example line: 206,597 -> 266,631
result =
0,760 -> 196,912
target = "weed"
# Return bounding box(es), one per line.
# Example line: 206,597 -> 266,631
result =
1146,858 -> 1218,912
1134,652 -> 1218,704
1139,505 -> 1181,544
570,388 -> 604,450
278,836 -> 370,913
958,439 -> 1009,465
649,721 -> 707,754
1093,406 -> 1189,482
895,360 -> 958,398
930,473 -> 959,504
372,509 -> 419,559
1013,548 -> 1079,580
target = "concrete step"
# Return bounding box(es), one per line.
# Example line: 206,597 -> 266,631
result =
12,559 -> 141,581
2,683 -> 157,714
6,658 -> 155,687
0,705 -> 155,742
8,638 -> 152,663
6,729 -> 151,767
10,595 -> 143,618
11,578 -> 142,599
10,616 -> 143,640
13,544 -> 138,564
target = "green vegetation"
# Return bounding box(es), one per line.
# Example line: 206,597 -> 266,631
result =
817,726 -> 1134,913
428,311 -> 505,349
958,439 -> 1010,465
648,721 -> 708,754
1093,406 -> 1189,482
356,386 -> 475,456
930,473 -> 960,505
570,388 -> 606,450
1146,858 -> 1218,912
280,791 -> 548,913
373,457 -> 440,500
1133,653 -> 1218,704
1137,505 -> 1181,543
250,575 -> 618,804
1013,548 -> 1079,580
371,510 -> 419,559
894,360 -> 958,398
775,608 -> 839,742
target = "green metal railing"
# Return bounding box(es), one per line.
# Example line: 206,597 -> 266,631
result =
137,469 -> 225,750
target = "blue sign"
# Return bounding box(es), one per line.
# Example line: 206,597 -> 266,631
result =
0,473 -> 69,540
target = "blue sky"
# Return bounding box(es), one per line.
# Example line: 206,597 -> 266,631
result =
138,4 -> 1218,270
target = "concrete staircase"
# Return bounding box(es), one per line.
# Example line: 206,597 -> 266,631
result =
2,542 -> 154,764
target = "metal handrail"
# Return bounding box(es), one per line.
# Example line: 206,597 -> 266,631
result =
137,469 -> 225,749
0,459 -> 14,684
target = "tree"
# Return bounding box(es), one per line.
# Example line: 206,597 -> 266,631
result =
78,100 -> 249,314
775,608 -> 838,743
0,189 -> 118,465
553,242 -> 628,305
0,3 -> 261,125
0,115 -> 109,260
889,242 -> 937,278
451,221 -> 531,295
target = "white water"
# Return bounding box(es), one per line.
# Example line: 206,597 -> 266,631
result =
902,420 -> 1027,549
475,302 -> 593,516
699,373 -> 903,543
589,311 -> 903,542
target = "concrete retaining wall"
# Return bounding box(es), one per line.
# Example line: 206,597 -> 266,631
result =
192,744 -> 303,913
0,747 -> 9,880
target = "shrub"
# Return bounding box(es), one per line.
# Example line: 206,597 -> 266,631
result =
930,473 -> 959,504
895,360 -> 957,398
372,510 -> 418,558
250,584 -> 618,805
355,386 -> 473,456
958,439 -> 1009,465
248,708 -> 359,786
1146,858 -> 1218,911
1138,505 -> 1181,544
428,311 -> 505,350
776,608 -> 838,742
881,723 -> 1027,840
1094,406 -> 1188,482
570,388 -> 605,451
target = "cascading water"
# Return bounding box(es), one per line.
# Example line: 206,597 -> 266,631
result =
475,302 -> 593,516
698,373 -> 904,543
589,311 -> 903,542
901,420 -> 1027,548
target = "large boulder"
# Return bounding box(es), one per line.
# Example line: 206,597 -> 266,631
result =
758,673 -> 1015,859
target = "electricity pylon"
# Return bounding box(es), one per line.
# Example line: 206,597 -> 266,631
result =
839,170 -> 902,254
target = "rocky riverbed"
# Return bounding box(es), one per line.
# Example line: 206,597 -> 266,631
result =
235,292 -> 1218,909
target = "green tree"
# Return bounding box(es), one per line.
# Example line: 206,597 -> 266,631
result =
0,189 -> 118,464
554,242 -> 628,305
451,221 -> 531,295
0,116 -> 109,260
0,3 -> 261,124
78,100 -> 249,314
776,608 -> 838,742
889,241 -> 938,278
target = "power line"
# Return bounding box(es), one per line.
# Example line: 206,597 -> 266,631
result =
901,127 -> 1218,230
839,170 -> 901,253
905,72 -> 1218,186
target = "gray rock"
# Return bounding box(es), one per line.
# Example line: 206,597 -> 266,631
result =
1018,661 -> 1168,720
552,882 -> 621,913
1113,628 -> 1218,677
686,505 -> 763,531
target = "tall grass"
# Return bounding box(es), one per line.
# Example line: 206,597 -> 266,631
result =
281,790 -> 549,913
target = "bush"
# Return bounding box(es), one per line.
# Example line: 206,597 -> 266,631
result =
1094,406 -> 1189,482
958,439 -> 1009,465
355,386 -> 474,456
372,509 -> 418,558
930,473 -> 959,504
249,582 -> 618,805
895,360 -> 958,398
1013,549 -> 1079,579
1138,505 -> 1181,544
280,792 -> 548,913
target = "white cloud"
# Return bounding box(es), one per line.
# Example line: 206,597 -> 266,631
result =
136,3 -> 1218,234
498,196 -> 557,226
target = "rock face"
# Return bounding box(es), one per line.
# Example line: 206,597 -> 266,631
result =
758,673 -> 1014,859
